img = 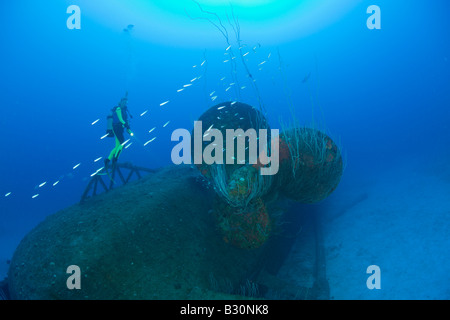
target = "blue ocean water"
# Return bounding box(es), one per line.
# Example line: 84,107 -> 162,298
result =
1,0 -> 449,299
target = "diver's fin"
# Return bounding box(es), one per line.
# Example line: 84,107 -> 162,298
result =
98,167 -> 115,184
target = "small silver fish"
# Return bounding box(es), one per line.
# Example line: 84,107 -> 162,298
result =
90,169 -> 102,177
160,101 -> 170,106
163,121 -> 170,128
121,139 -> 130,147
140,110 -> 148,117
91,119 -> 100,125
73,163 -> 81,170
149,127 -> 156,133
144,137 -> 156,146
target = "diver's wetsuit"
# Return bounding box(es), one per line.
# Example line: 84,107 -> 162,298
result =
107,106 -> 129,163
113,123 -> 125,145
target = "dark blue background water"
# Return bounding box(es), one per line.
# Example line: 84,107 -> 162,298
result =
1,0 -> 449,298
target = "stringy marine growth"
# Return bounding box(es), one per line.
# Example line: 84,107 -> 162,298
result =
278,127 -> 344,203
211,164 -> 272,207
194,101 -> 273,207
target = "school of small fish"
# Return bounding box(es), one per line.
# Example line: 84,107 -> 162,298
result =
3,44 -> 272,201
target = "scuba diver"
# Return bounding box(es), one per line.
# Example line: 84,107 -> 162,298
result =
104,92 -> 134,170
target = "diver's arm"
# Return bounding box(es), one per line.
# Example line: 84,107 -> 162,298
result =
115,107 -> 126,126
116,107 -> 133,135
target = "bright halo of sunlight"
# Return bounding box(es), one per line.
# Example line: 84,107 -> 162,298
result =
79,0 -> 361,46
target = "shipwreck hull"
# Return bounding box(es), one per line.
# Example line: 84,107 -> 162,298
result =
8,166 -> 265,299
